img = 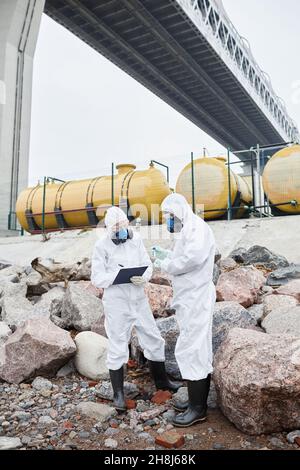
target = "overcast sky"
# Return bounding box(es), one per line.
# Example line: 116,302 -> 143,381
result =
29,0 -> 300,187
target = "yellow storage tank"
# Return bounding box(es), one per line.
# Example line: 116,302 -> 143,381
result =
16,163 -> 171,233
176,156 -> 252,220
262,144 -> 300,215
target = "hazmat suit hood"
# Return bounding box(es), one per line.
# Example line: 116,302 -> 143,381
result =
161,193 -> 194,224
104,206 -> 129,235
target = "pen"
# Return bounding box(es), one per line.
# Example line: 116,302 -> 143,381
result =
118,264 -> 124,267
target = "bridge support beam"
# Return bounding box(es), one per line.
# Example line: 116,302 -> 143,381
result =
0,0 -> 44,231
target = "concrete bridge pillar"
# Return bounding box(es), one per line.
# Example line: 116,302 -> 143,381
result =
0,0 -> 45,231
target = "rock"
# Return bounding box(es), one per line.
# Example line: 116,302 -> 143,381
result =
247,304 -> 264,325
149,272 -> 172,287
162,409 -> 176,422
131,315 -> 180,378
95,381 -> 139,400
34,286 -> 65,319
58,283 -> 103,331
76,402 -> 116,422
0,322 -> 11,347
0,264 -> 24,279
91,315 -> 107,338
26,271 -> 49,296
214,248 -> 222,264
274,280 -> 300,302
268,437 -> 285,449
73,281 -> 103,298
213,301 -> 257,352
0,259 -> 12,271
151,390 -> 172,405
155,316 -> 180,379
155,431 -> 185,449
140,406 -> 166,421
230,246 -> 289,270
104,438 -> 118,449
267,265 -> 300,287
216,266 -> 266,307
144,283 -> 173,318
262,295 -> 298,319
286,430 -> 300,444
0,437 -> 22,450
38,416 -> 55,426
219,257 -> 238,272
213,264 -> 220,285
32,377 -> 53,391
214,328 -> 300,434
56,360 -> 75,377
229,247 -> 248,263
0,294 -> 36,329
0,318 -> 76,384
262,306 -> 300,336
74,331 -> 109,381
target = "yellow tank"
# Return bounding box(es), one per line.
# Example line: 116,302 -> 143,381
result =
176,156 -> 252,220
16,163 -> 171,233
262,144 -> 300,215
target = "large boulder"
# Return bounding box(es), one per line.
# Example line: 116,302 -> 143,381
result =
216,266 -> 266,307
262,306 -> 300,336
54,283 -> 103,331
72,281 -> 103,298
0,322 -> 11,347
74,331 -> 109,381
274,280 -> 300,302
214,328 -> 300,434
262,294 -> 298,320
267,265 -> 300,287
0,318 -> 76,384
144,283 -> 174,318
213,301 -> 257,352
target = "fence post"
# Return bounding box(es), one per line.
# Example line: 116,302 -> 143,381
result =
227,148 -> 232,221
191,152 -> 196,213
111,163 -> 115,206
42,177 -> 47,234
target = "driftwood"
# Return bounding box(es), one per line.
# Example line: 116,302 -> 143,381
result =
31,257 -> 91,287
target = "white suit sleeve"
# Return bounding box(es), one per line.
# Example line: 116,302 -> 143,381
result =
160,234 -> 208,276
91,243 -> 118,288
138,237 -> 153,282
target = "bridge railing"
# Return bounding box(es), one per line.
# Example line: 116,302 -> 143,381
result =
176,0 -> 299,143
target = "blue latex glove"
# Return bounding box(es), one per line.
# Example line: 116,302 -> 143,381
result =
152,246 -> 171,261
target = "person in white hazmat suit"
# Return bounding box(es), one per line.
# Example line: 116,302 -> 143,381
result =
152,193 -> 216,427
91,206 -> 180,411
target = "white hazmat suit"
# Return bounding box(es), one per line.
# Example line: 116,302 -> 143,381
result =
160,194 -> 216,381
91,207 -> 165,370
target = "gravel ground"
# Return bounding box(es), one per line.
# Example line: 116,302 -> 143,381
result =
0,366 -> 299,451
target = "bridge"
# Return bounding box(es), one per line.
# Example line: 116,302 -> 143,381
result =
0,0 -> 299,231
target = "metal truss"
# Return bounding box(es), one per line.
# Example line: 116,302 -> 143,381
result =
176,0 -> 300,143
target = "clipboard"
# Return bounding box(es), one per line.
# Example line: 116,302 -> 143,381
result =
112,266 -> 148,285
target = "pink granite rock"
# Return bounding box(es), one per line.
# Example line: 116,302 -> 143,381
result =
0,318 -> 76,384
214,328 -> 300,434
144,283 -> 173,318
274,280 -> 300,302
216,266 -> 266,307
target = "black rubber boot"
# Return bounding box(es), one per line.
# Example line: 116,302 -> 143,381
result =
109,366 -> 126,411
148,360 -> 182,392
172,375 -> 211,427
